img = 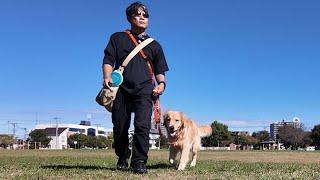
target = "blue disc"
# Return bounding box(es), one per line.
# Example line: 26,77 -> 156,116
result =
111,71 -> 123,87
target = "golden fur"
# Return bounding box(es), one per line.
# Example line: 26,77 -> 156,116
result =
163,110 -> 212,170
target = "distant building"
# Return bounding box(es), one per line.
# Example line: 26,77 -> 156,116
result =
34,122 -> 112,149
128,128 -> 161,150
259,140 -> 284,150
34,120 -> 166,150
270,117 -> 301,141
127,121 -> 166,150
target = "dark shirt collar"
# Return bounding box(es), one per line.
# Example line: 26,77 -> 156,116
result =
130,31 -> 149,41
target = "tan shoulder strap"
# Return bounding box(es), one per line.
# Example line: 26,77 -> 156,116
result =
118,37 -> 154,73
125,30 -> 148,58
125,30 -> 155,81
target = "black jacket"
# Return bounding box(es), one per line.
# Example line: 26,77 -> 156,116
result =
103,31 -> 169,95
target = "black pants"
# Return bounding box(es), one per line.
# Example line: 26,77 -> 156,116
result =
112,88 -> 153,164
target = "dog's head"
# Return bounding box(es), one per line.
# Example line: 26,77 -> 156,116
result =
163,110 -> 185,137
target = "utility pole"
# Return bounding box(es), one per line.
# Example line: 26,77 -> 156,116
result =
20,127 -> 28,150
8,121 -> 10,134
54,117 -> 60,149
10,122 -> 19,137
22,128 -> 27,140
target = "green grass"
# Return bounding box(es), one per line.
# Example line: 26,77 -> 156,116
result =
0,150 -> 320,179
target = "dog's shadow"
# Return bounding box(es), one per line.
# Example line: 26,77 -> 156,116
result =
41,163 -> 173,171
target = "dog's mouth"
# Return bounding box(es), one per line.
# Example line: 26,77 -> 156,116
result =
169,129 -> 177,137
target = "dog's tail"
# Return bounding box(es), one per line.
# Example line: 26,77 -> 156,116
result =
198,125 -> 212,137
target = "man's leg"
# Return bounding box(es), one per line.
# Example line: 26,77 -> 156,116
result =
112,89 -> 132,170
131,94 -> 153,173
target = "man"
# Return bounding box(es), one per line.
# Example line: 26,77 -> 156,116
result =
102,2 -> 169,174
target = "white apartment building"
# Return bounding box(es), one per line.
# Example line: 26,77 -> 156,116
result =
34,122 -> 112,149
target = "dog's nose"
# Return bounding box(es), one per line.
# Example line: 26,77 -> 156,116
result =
169,126 -> 174,131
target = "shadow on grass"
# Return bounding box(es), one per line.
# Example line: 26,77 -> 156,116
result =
42,163 -> 173,171
42,165 -> 116,171
147,163 -> 173,169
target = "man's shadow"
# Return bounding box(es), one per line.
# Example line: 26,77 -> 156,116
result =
42,163 -> 172,171
41,164 -> 117,171
147,163 -> 172,169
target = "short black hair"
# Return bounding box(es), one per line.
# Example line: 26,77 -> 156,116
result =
126,1 -> 149,19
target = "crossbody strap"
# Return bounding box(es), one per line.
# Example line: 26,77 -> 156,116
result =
118,36 -> 154,73
124,30 -> 162,127
125,30 -> 148,58
125,30 -> 155,82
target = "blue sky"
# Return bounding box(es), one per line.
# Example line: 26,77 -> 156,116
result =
1,0 -> 319,138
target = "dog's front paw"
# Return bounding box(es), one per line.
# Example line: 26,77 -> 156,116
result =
177,164 -> 186,170
190,161 -> 196,167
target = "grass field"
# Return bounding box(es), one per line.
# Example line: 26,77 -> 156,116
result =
1,150 -> 320,179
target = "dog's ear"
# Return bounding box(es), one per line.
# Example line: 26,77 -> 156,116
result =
179,112 -> 187,127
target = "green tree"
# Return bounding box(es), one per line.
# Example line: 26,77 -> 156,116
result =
303,132 -> 313,147
106,133 -> 114,149
278,125 -> 306,150
252,130 -> 269,142
68,134 -> 88,149
97,136 -> 108,149
87,135 -> 95,148
311,125 -> 320,147
238,135 -> 259,146
0,135 -> 16,148
201,121 -> 232,147
29,129 -> 51,148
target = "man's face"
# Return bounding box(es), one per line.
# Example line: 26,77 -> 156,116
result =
129,8 -> 149,29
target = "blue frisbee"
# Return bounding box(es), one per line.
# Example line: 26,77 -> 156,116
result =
111,71 -> 123,87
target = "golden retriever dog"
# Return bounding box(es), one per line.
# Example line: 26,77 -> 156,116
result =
163,110 -> 212,170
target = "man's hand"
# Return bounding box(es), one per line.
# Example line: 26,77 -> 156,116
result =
103,78 -> 112,89
102,64 -> 113,88
153,83 -> 165,96
153,74 -> 166,96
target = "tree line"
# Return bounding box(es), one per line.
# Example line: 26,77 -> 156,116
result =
200,121 -> 320,150
2,123 -> 319,150
27,129 -> 113,149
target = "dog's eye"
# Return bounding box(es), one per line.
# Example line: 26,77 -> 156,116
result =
175,119 -> 179,122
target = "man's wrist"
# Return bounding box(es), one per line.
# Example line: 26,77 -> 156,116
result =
103,75 -> 111,79
158,81 -> 166,90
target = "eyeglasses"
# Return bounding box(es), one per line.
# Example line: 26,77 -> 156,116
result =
132,12 -> 149,18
